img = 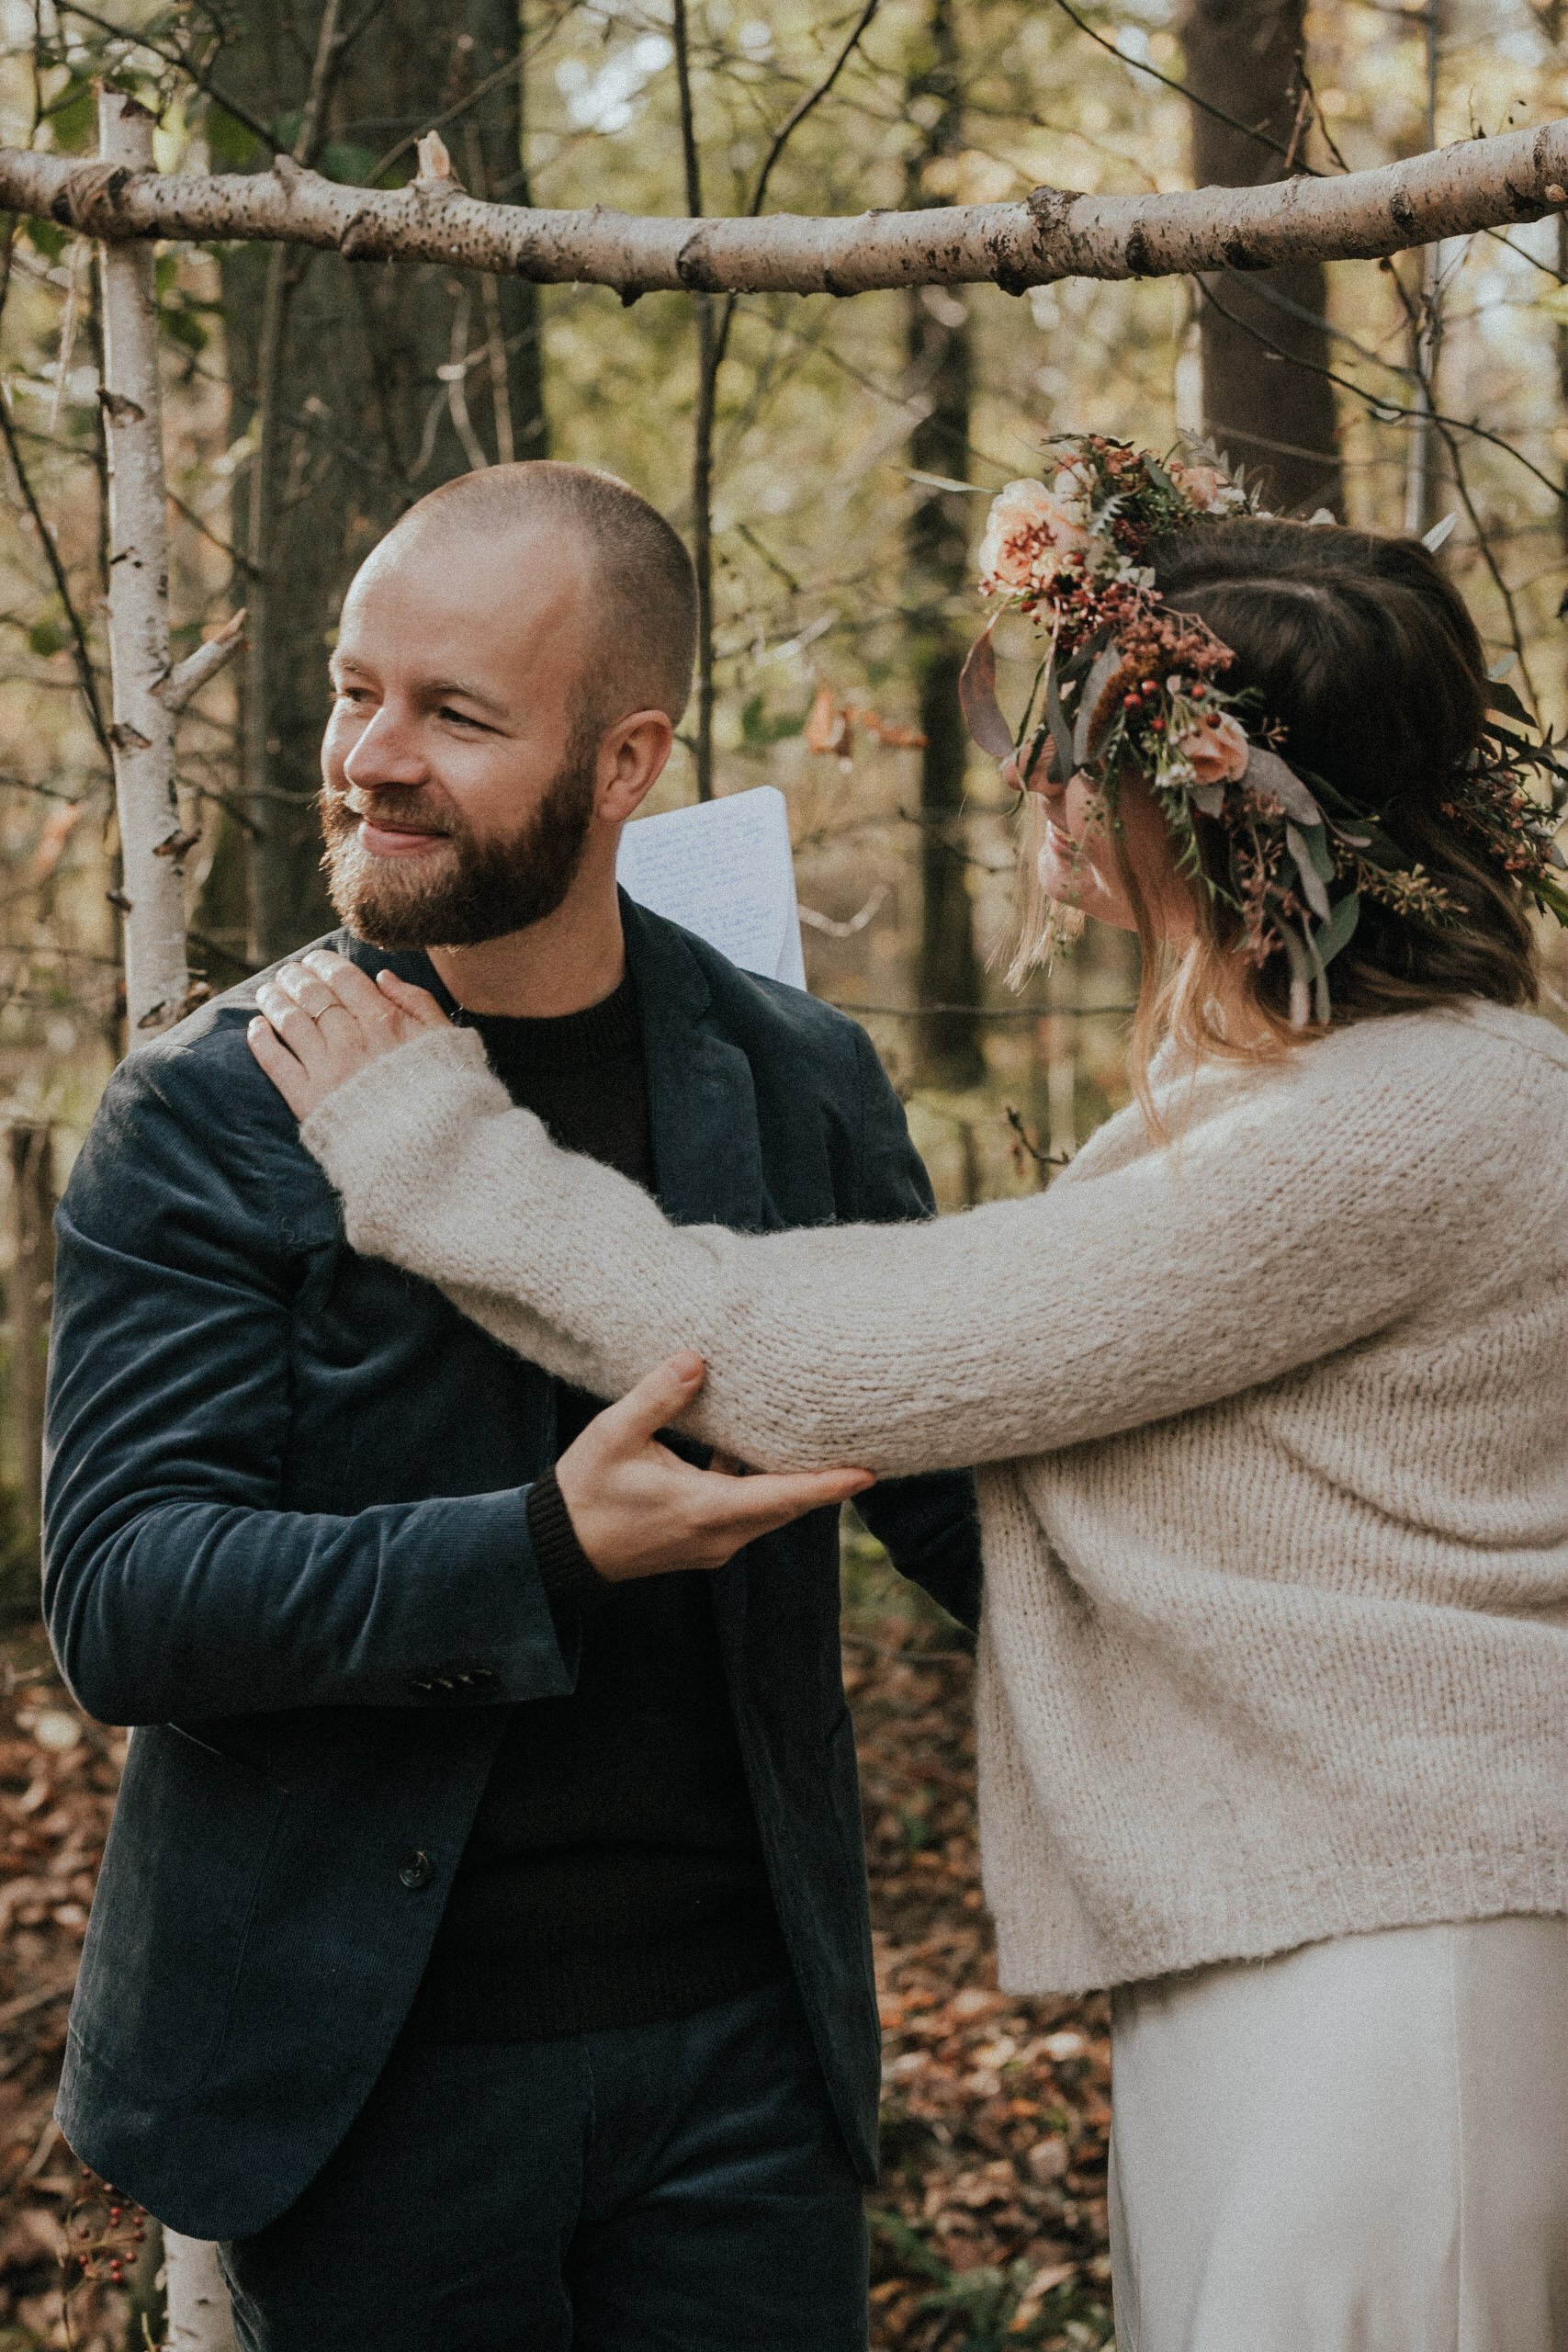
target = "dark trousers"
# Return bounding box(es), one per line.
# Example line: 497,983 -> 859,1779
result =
220,1980 -> 870,2352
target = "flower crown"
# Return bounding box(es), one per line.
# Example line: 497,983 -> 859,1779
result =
959,433 -> 1568,1023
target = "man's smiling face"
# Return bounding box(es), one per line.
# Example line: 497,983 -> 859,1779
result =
319,517 -> 604,949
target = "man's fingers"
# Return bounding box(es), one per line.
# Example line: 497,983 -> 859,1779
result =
246,1016 -> 313,1116
596,1353 -> 707,1448
717,1467 -> 874,1540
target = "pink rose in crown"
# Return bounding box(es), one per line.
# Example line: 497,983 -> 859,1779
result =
1175,709 -> 1251,787
1168,458 -> 1245,515
978,477 -> 1089,601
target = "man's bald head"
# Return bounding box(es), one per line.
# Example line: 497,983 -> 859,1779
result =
378,461 -> 697,732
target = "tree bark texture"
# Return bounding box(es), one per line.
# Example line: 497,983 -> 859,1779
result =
1182,0 -> 1344,515
96,91 -> 194,1036
9,113 -> 1566,299
162,2232 -> 238,2352
905,0 -> 983,1090
214,0 -> 547,965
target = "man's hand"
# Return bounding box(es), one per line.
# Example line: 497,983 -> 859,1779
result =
248,950 -> 449,1120
558,1354 -> 873,1580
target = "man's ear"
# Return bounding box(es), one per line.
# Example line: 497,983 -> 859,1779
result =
595,708 -> 674,825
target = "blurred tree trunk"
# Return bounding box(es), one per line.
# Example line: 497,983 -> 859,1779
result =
905,0 -> 984,1091
1180,0 -> 1344,516
214,0 -> 547,970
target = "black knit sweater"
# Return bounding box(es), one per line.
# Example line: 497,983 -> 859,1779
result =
407,970 -> 788,2041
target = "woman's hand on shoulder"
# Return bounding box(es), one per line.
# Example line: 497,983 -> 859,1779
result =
557,1354 -> 874,1581
247,950 -> 449,1121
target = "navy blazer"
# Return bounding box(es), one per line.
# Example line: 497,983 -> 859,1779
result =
43,897 -> 982,2241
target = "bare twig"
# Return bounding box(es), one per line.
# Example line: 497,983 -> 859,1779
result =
0,389 -> 110,759
154,608 -> 247,714
1193,273 -> 1565,503
747,0 -> 882,224
55,2 -> 280,153
672,0 -> 716,800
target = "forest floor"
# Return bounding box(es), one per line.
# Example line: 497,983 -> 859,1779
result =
0,1545 -> 1113,2352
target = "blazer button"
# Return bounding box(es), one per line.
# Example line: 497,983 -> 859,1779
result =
398,1849 -> 434,1891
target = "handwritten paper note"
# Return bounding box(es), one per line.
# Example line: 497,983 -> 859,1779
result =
616,785 -> 807,990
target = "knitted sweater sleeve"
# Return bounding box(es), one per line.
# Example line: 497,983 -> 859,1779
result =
299,1021 -> 1483,1476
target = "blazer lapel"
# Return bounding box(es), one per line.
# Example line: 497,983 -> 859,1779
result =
622,895 -> 767,1654
622,894 -> 766,1238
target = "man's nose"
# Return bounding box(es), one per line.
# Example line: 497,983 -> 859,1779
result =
340,704 -> 428,792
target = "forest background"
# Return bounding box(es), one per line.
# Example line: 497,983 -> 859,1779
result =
1,0 -> 1566,2346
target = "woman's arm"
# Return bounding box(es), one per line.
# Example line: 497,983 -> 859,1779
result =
253,956 -> 1481,1479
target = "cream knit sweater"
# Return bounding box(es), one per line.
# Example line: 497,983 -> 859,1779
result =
300,998 -> 1568,1994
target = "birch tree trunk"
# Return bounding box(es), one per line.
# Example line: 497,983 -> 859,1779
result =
98,93 -> 245,2351
97,90 -> 189,1039
163,2230 -> 238,2352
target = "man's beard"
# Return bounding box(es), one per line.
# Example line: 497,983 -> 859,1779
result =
319,737 -> 597,951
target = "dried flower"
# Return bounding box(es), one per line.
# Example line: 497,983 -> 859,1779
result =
1168,456 -> 1247,514
1174,708 -> 1250,787
977,478 -> 1089,603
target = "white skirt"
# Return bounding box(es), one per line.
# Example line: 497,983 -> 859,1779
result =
1107,1915 -> 1568,2352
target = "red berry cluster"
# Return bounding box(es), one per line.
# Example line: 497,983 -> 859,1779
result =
65,2167 -> 150,2303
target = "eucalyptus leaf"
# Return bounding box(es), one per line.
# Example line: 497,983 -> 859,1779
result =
1190,782 -> 1225,819
1286,824 -> 1333,921
1298,921 -> 1331,1024
957,623 -> 1017,764
1281,927 -> 1314,1030
1246,745 -> 1324,826
1312,888 -> 1360,970
1303,823 -> 1336,883
1044,667 -> 1075,787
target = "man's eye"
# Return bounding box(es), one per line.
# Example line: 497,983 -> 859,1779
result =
333,685 -> 372,707
439,707 -> 486,729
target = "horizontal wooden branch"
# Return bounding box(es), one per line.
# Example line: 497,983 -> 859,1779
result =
2,119 -> 1566,295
